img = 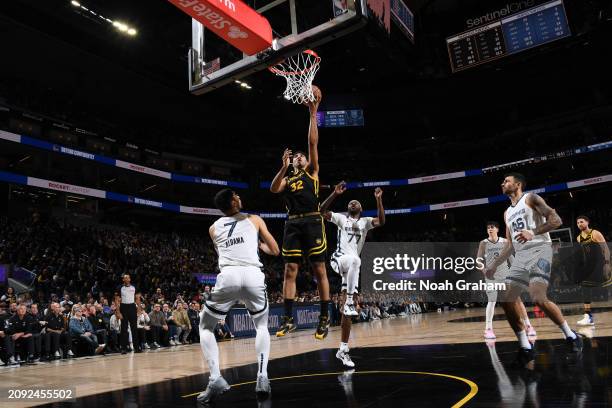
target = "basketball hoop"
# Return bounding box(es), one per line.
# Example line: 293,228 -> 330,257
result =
269,50 -> 321,104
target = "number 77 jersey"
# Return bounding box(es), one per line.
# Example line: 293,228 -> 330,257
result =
330,212 -> 375,257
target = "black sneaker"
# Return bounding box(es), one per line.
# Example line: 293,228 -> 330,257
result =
567,331 -> 583,354
514,347 -> 535,369
275,316 -> 296,337
314,316 -> 330,340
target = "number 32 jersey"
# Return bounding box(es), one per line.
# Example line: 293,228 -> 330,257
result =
504,192 -> 551,251
330,212 -> 374,258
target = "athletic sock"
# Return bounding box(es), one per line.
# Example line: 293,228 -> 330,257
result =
254,315 -> 270,378
559,321 -> 576,339
515,330 -> 532,349
346,294 -> 354,305
523,315 -> 532,328
485,302 -> 495,331
320,300 -> 330,318
283,298 -> 294,319
340,342 -> 349,352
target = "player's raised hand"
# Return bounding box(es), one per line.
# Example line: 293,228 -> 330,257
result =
306,85 -> 322,113
374,187 -> 383,199
334,181 -> 347,195
282,148 -> 292,168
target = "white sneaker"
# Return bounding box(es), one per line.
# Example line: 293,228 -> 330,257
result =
336,349 -> 355,368
170,339 -> 176,346
144,343 -> 150,349
484,329 -> 496,339
54,351 -> 61,358
67,350 -> 75,357
197,376 -> 230,404
343,302 -> 358,316
577,314 -> 594,326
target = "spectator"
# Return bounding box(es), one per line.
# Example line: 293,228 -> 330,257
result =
9,302 -> 18,316
187,302 -> 200,343
1,287 -> 16,303
87,305 -> 108,350
69,307 -> 104,355
162,303 -> 177,346
1,303 -> 18,366
60,294 -> 73,309
172,302 -> 191,345
43,302 -> 73,360
29,304 -> 45,362
136,305 -> 151,350
151,288 -> 164,305
214,320 -> 233,341
7,304 -> 36,363
148,303 -> 167,348
108,309 -> 122,352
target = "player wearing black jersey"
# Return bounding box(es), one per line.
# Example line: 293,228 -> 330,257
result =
270,85 -> 331,340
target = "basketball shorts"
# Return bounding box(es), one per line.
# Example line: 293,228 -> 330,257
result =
330,253 -> 361,292
282,215 -> 327,263
203,266 -> 268,320
486,265 -> 510,302
505,244 -> 553,289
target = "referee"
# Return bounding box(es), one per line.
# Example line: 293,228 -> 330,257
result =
115,273 -> 141,354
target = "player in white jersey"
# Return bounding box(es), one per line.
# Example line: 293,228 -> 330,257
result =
197,189 -> 280,404
320,182 -> 385,368
484,173 -> 582,368
477,221 -> 535,339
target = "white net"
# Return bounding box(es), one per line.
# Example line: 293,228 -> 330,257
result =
269,50 -> 321,104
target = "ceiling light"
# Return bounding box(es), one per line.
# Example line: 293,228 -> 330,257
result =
240,82 -> 248,88
127,28 -> 137,35
234,80 -> 242,84
71,0 -> 80,6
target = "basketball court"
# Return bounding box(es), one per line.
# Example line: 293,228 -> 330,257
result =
1,0 -> 611,407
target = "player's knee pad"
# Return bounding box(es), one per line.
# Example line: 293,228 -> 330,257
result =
199,311 -> 218,331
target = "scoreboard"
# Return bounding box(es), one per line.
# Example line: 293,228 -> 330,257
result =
446,0 -> 571,72
316,109 -> 365,127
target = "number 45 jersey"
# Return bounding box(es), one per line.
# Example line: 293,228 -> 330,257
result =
505,192 -> 551,252
212,215 -> 263,269
330,212 -> 375,258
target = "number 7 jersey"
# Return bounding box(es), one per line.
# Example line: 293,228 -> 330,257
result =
330,212 -> 375,257
212,215 -> 263,268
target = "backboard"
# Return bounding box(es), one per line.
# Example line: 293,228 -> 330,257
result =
186,0 -> 369,95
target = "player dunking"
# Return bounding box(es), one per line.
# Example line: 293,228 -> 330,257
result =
197,189 -> 279,404
575,215 -> 611,326
320,182 -> 385,367
484,173 -> 582,366
477,221 -> 536,339
270,86 -> 332,340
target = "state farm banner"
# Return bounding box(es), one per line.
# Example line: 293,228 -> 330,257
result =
169,0 -> 273,55
27,177 -> 106,199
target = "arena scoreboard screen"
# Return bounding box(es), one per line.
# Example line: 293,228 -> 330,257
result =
446,0 -> 571,72
316,109 -> 365,127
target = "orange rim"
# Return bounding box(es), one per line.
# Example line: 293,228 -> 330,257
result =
268,49 -> 321,76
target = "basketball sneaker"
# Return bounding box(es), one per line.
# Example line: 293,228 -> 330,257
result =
484,329 -> 496,339
255,375 -> 271,398
515,347 -> 535,369
197,376 -> 231,404
343,302 -> 358,317
314,315 -> 330,340
275,316 -> 296,337
526,324 -> 537,337
577,313 -> 594,326
566,331 -> 583,354
336,349 -> 355,368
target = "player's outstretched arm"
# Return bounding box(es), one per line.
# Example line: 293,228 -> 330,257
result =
515,193 -> 562,243
270,148 -> 291,194
320,181 -> 346,220
306,86 -> 322,178
250,215 -> 280,256
372,187 -> 385,227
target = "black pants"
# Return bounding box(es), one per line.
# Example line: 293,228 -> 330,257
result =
14,336 -> 34,358
32,332 -> 43,357
120,304 -> 138,351
94,329 -> 107,345
2,334 -> 15,358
